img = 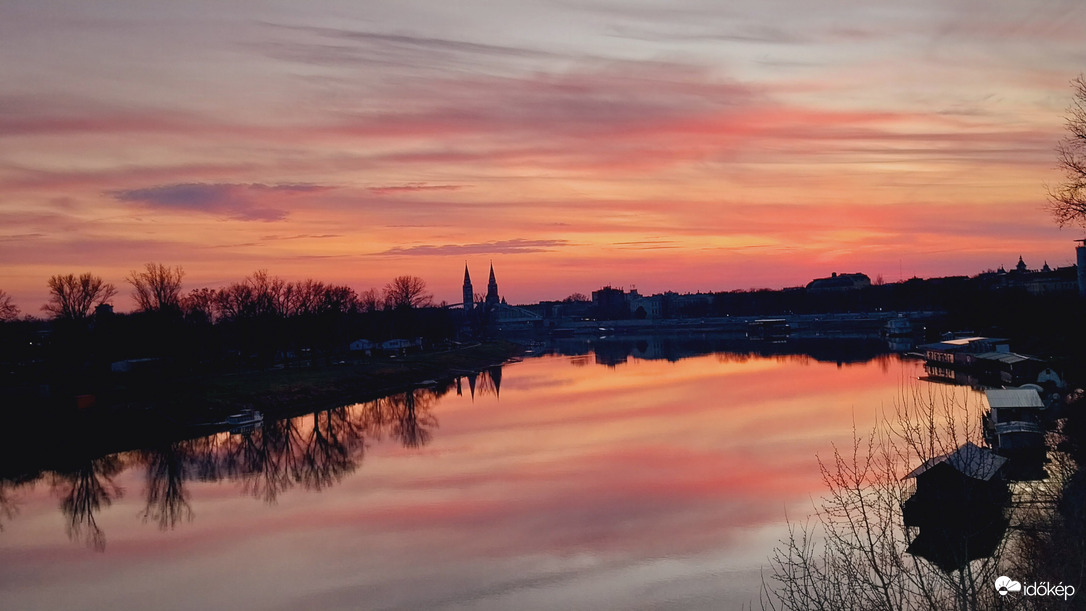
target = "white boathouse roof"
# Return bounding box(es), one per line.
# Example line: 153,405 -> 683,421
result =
985,388 -> 1044,410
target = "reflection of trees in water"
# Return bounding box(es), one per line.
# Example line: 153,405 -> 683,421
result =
0,478 -> 24,531
50,456 -> 125,551
221,389 -> 440,499
17,385 -> 449,548
389,390 -> 436,449
139,442 -> 195,530
224,416 -> 307,504
298,408 -> 363,491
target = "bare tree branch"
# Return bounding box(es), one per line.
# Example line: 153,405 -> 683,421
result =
42,273 -> 117,320
1047,75 -> 1086,228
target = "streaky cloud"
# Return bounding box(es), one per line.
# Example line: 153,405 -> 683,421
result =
381,239 -> 571,256
368,183 -> 464,195
260,22 -> 570,68
260,233 -> 342,241
110,183 -> 332,222
0,233 -> 46,242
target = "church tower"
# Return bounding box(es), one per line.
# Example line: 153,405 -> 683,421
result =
463,264 -> 473,313
486,262 -> 500,305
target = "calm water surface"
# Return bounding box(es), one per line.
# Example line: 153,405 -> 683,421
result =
1,347 -> 939,610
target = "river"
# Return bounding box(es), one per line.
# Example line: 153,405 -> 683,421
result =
0,338 -> 953,610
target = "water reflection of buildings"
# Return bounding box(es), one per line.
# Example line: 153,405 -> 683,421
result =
455,366 -> 503,400
545,333 -> 894,368
4,378 -> 476,550
919,336 -> 1052,388
901,337 -> 1066,571
919,335 -> 1063,484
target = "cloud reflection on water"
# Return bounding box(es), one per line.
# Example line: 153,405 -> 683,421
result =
0,348 -> 940,609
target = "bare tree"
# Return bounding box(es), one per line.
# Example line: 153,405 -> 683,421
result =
762,385 -> 1017,611
215,270 -> 287,321
42,273 -> 117,320
180,287 -> 219,323
1047,75 -> 1086,227
127,263 -> 184,313
318,284 -> 358,315
0,289 -> 19,321
286,278 -> 323,317
383,275 -> 433,310
358,287 -> 382,313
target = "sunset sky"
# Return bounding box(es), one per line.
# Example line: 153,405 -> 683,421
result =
3,0 -> 1086,311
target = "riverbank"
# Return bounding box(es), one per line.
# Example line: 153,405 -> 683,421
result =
1,341 -> 524,479
161,340 -> 522,423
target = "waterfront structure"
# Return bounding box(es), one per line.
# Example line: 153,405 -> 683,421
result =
983,388 -> 1046,451
969,351 -> 1046,386
920,336 -> 1010,366
919,336 -> 1050,387
983,387 -> 1050,481
902,442 -> 1010,572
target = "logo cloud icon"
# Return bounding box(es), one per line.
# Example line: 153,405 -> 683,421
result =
995,576 -> 1022,596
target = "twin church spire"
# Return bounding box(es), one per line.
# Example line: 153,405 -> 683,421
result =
463,262 -> 500,312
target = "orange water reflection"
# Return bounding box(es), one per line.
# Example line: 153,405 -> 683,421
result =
0,351 -> 948,609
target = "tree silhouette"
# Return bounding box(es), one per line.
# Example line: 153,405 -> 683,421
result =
42,273 -> 117,320
0,289 -> 19,321
127,263 -> 185,314
383,275 -> 433,310
762,386 -> 1018,610
180,287 -> 219,323
1048,75 -> 1086,227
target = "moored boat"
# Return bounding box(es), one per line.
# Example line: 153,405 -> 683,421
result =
225,409 -> 263,427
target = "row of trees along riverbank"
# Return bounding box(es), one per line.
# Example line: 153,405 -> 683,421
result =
0,265 -> 471,411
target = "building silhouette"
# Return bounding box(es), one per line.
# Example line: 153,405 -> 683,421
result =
486,263 -> 500,306
460,263 -> 541,333
462,264 -> 473,313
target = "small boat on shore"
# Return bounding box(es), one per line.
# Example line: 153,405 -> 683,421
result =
225,409 -> 263,427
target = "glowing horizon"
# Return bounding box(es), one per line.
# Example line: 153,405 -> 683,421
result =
2,1 -> 1085,312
